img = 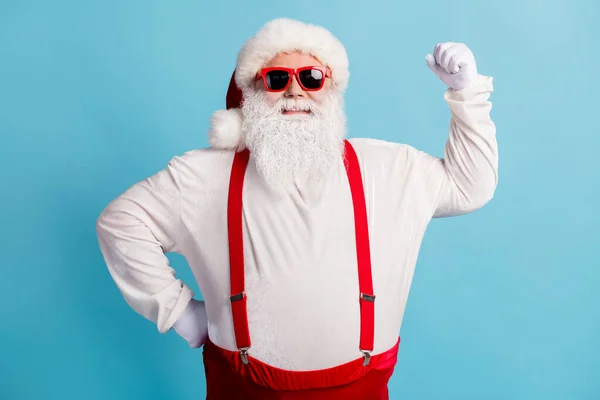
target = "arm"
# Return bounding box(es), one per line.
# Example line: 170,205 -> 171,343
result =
96,156 -> 194,334
431,74 -> 497,217
424,43 -> 498,217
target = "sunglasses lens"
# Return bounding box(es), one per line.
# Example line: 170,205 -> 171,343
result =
265,70 -> 290,91
299,68 -> 324,89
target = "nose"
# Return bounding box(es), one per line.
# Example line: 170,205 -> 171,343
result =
284,75 -> 305,98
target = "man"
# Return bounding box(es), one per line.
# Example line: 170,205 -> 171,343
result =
96,17 -> 497,399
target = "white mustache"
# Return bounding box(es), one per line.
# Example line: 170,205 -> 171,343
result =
275,98 -> 320,114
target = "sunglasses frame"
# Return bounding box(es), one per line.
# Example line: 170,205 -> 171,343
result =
258,66 -> 331,92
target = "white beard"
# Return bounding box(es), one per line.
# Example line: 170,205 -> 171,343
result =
241,88 -> 347,197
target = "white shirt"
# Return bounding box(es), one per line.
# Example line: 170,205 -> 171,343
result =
96,75 -> 497,371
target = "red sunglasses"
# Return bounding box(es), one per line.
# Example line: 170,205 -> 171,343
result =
257,66 -> 331,92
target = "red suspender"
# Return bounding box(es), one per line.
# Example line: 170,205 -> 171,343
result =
343,140 -> 376,365
226,140 -> 375,366
227,148 -> 252,364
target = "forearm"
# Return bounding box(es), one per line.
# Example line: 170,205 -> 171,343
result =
433,74 -> 498,217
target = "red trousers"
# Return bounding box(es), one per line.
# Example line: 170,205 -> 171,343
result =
203,338 -> 400,399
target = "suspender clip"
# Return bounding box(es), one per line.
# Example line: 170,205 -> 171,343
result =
361,350 -> 371,366
239,347 -> 250,365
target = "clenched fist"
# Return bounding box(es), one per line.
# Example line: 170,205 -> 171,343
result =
426,42 -> 478,90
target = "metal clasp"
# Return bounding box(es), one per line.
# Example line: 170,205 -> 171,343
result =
239,347 -> 250,365
230,292 -> 246,302
361,350 -> 371,366
360,293 -> 375,302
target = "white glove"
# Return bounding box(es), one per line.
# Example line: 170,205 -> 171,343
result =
426,42 -> 478,90
172,299 -> 208,348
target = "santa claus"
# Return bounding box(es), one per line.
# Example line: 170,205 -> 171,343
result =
96,18 -> 497,399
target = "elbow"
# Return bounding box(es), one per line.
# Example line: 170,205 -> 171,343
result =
95,202 -> 122,241
449,168 -> 497,215
433,177 -> 497,218
96,194 -> 130,235
464,176 -> 497,212
95,206 -> 111,238
470,187 -> 496,210
95,209 -> 115,255
95,211 -> 105,238
463,157 -> 499,210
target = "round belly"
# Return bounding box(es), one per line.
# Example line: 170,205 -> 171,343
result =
245,271 -> 362,370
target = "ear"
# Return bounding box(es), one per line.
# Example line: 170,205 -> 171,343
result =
208,108 -> 243,150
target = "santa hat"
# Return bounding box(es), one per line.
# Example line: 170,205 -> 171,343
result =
208,18 -> 349,150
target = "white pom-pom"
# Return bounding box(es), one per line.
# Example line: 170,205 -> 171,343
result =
208,108 -> 243,149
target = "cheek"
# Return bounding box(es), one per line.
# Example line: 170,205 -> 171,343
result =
308,92 -> 323,103
308,89 -> 328,104
253,80 -> 283,107
307,80 -> 332,103
265,91 -> 284,106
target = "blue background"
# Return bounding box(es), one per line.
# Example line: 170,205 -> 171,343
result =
1,0 -> 598,399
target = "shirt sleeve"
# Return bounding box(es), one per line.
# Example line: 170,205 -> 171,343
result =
422,74 -> 499,218
96,155 -> 194,333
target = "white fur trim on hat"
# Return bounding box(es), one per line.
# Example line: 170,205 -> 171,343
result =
235,18 -> 349,92
208,108 -> 243,150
